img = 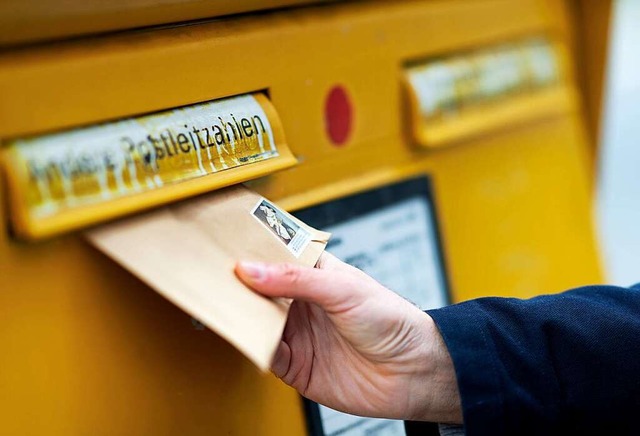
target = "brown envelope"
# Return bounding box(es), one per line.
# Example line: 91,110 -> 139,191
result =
86,185 -> 330,371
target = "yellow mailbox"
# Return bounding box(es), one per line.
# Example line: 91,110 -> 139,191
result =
0,0 -> 609,434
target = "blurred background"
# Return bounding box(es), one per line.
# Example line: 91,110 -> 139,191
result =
598,0 -> 640,286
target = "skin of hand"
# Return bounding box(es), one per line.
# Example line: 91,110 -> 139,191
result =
235,253 -> 462,424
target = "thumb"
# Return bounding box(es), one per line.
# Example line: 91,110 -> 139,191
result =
235,259 -> 363,312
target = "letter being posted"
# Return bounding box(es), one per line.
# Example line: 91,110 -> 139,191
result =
86,185 -> 330,371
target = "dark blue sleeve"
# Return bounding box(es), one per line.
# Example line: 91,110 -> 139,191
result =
426,284 -> 640,436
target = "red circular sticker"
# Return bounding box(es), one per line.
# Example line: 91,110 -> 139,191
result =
324,85 -> 353,146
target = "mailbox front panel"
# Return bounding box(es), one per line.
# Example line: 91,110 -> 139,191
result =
0,1 -> 603,434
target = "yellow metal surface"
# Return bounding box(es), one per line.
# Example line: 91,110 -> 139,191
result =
538,0 -> 613,176
0,0 -> 334,47
0,0 -> 603,434
569,0 -> 613,165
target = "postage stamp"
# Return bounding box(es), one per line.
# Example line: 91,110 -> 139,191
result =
251,198 -> 311,257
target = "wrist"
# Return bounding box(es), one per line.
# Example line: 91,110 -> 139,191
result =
410,311 -> 462,424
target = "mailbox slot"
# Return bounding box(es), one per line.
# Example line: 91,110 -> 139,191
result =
404,37 -> 574,148
2,92 -> 296,239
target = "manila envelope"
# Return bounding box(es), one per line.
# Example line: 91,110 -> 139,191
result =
86,185 -> 330,371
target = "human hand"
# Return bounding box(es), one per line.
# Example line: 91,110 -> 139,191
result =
235,253 -> 462,423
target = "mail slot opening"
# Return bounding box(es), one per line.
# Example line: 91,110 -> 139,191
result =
2,92 -> 297,240
403,37 -> 572,148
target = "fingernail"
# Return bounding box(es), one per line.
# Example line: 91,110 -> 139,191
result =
239,261 -> 267,281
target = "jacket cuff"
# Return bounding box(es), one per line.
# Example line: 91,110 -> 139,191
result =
426,303 -> 506,436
